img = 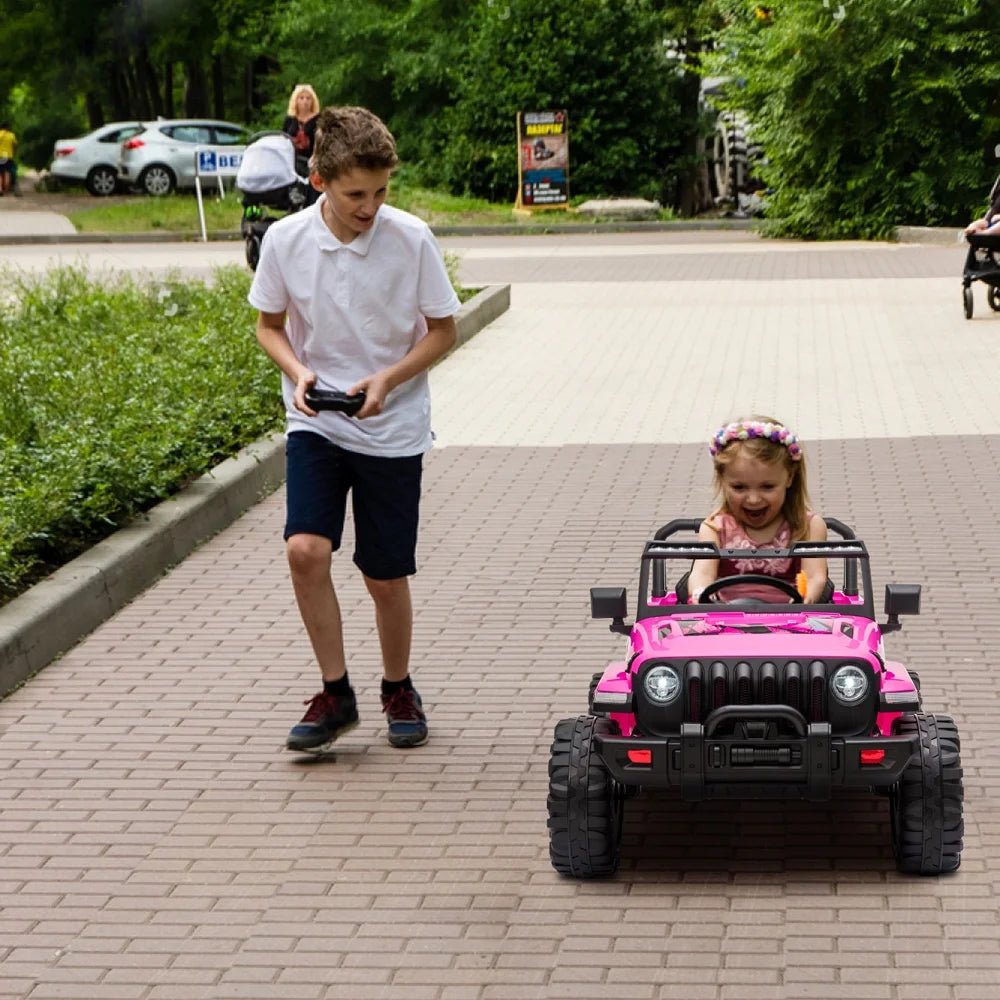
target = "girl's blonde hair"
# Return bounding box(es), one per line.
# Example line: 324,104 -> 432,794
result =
711,414 -> 812,540
287,84 -> 320,118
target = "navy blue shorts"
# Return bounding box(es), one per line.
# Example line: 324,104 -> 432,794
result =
284,431 -> 423,580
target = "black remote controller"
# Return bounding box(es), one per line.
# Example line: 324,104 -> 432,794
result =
303,387 -> 366,416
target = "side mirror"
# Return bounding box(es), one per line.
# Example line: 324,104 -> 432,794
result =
882,583 -> 921,634
590,586 -> 631,635
994,142 -> 1000,159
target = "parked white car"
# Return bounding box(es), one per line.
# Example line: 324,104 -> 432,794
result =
49,122 -> 145,196
118,118 -> 249,196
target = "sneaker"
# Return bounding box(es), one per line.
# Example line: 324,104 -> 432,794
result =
381,686 -> 428,748
286,690 -> 359,751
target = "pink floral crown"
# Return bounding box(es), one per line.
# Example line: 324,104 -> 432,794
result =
709,420 -> 803,461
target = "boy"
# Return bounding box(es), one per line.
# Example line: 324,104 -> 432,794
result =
248,107 -> 460,752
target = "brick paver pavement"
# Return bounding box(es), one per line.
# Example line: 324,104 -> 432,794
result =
2,232 -> 998,1000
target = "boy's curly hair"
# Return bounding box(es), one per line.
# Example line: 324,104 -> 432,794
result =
311,107 -> 399,181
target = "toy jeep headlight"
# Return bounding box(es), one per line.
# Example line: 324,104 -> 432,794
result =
831,665 -> 869,704
643,665 -> 681,704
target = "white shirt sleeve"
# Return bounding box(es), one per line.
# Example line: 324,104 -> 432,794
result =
417,228 -> 461,319
247,232 -> 290,314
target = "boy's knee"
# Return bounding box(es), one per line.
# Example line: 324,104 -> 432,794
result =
286,533 -> 332,577
363,574 -> 409,605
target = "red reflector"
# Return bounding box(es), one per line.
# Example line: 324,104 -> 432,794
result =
627,749 -> 652,765
56,147 -> 75,157
860,749 -> 886,765
123,138 -> 145,149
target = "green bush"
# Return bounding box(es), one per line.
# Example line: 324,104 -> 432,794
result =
438,0 -> 692,204
710,0 -> 1000,239
0,266 -> 282,603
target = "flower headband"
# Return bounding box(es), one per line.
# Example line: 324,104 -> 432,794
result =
709,420 -> 803,461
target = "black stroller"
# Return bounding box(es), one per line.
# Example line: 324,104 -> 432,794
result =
962,170 -> 1000,319
236,131 -> 312,270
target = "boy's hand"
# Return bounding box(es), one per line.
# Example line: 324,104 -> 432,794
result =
349,372 -> 392,419
293,371 -> 318,416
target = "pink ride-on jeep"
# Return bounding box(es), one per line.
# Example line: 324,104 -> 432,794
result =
547,518 -> 964,878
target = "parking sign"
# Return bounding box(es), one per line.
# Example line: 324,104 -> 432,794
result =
193,144 -> 246,240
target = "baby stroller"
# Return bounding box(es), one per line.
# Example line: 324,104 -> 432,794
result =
236,131 -> 311,270
962,165 -> 1000,319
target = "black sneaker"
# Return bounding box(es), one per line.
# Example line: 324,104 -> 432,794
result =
381,687 -> 428,748
286,690 -> 359,751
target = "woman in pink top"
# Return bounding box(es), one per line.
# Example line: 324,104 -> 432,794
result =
687,416 -> 828,603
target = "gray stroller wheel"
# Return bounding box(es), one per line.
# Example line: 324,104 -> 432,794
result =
964,286 -> 974,319
989,286 -> 1000,312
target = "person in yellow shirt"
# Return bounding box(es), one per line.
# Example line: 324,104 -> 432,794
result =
0,122 -> 17,196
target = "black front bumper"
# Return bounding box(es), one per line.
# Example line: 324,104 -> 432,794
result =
595,705 -> 916,801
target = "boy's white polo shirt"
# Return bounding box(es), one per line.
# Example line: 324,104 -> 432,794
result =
248,199 -> 460,457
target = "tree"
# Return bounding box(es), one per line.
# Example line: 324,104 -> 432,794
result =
709,0 -> 1000,238
1,0 -> 284,169
437,0 -> 696,205
266,0 -> 469,168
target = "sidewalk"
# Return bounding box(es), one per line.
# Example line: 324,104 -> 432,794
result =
0,209 -> 76,238
1,232 -> 997,1000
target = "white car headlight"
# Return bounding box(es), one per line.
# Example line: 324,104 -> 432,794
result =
643,665 -> 681,704
831,665 -> 868,704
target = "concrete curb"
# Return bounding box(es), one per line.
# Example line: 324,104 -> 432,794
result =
0,283 -> 511,697
0,219 -> 756,246
894,225 -> 966,246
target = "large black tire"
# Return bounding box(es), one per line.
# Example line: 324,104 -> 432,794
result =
890,713 -> 963,875
547,715 -> 623,877
587,672 -> 603,713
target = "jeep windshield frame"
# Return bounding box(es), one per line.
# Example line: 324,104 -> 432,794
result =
639,518 -> 874,622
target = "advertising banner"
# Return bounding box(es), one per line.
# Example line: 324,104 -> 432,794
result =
516,110 -> 569,209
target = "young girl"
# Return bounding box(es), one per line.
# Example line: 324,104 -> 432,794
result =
687,416 -> 828,603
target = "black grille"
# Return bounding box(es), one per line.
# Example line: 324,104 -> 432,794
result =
691,659 -> 826,722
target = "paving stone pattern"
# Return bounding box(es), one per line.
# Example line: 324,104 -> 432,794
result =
2,233 -> 999,999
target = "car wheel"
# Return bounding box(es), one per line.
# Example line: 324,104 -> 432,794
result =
547,715 -> 623,878
964,286 -> 974,319
989,286 -> 1000,312
889,713 -> 963,874
85,165 -> 118,197
139,164 -> 176,196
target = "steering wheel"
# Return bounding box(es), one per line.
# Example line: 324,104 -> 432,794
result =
699,574 -> 803,604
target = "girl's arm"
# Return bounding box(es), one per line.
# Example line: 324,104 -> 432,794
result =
686,518 -> 721,602
801,514 -> 829,602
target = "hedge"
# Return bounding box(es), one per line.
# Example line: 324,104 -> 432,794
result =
0,266 -> 283,604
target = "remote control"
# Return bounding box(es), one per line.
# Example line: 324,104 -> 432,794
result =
303,387 -> 366,416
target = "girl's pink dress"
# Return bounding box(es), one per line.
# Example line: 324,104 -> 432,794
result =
708,512 -> 802,602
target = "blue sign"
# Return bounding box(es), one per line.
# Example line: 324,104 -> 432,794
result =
196,149 -> 243,175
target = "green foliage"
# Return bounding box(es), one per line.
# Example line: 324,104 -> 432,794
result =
265,0 -> 469,166
710,0 -> 1000,239
439,0 -> 693,203
0,267 -> 282,603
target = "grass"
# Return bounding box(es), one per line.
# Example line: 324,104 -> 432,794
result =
59,174 -> 676,234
